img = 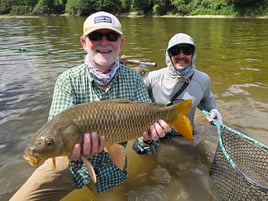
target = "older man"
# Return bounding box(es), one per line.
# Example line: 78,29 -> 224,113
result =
10,11 -> 169,201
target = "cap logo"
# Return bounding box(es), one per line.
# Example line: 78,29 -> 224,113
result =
94,16 -> 112,24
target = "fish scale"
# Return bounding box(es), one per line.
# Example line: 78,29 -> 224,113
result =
23,99 -> 193,172
69,101 -> 171,144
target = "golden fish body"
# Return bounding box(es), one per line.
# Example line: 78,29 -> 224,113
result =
24,99 -> 192,182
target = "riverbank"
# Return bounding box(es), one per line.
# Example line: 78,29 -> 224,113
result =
1,12 -> 268,19
161,14 -> 268,19
0,15 -> 39,18
122,11 -> 268,18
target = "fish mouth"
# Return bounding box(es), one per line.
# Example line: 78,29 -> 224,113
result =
23,155 -> 39,166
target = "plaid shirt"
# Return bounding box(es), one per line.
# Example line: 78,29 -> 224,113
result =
48,63 -> 159,192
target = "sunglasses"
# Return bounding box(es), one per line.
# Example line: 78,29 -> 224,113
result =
87,31 -> 121,42
169,46 -> 194,56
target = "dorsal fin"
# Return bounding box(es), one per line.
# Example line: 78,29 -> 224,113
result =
108,99 -> 132,103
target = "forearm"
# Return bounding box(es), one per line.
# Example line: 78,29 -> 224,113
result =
200,92 -> 217,110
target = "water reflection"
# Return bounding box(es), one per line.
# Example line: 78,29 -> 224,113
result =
128,185 -> 167,200
0,16 -> 267,201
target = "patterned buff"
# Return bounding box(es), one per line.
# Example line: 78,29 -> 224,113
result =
85,54 -> 120,86
176,65 -> 192,76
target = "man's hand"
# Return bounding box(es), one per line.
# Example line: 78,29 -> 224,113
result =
69,132 -> 105,160
207,109 -> 223,124
142,119 -> 170,141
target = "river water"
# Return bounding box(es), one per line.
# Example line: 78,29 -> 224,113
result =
0,16 -> 267,201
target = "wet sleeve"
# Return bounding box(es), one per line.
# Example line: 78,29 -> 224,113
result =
69,160 -> 91,189
132,137 -> 160,155
200,90 -> 217,111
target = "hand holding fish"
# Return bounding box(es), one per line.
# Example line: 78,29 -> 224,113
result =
70,119 -> 169,160
23,99 -> 193,184
142,119 -> 170,141
69,132 -> 105,160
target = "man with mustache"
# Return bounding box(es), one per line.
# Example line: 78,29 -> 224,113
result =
134,33 -> 223,154
10,11 -> 170,201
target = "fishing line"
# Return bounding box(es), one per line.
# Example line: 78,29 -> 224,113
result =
18,51 -> 53,97
1,45 -> 158,96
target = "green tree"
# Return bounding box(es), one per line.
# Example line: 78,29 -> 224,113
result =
171,0 -> 188,15
120,0 -> 132,12
66,0 -> 122,16
153,0 -> 174,15
94,0 -> 122,13
65,0 -> 97,15
22,0 -> 38,7
53,0 -> 67,14
0,0 -> 267,16
226,0 -> 268,16
32,0 -> 54,14
227,0 -> 267,7
0,0 -> 19,14
133,0 -> 154,14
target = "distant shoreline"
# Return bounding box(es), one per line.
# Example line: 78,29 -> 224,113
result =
122,12 -> 268,19
1,13 -> 267,19
159,14 -> 268,19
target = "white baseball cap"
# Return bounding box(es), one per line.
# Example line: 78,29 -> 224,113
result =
83,11 -> 122,36
167,33 -> 195,51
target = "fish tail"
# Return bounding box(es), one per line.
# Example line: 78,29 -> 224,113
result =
168,100 -> 193,141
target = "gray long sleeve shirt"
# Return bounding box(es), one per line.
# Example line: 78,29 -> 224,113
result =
144,67 -> 216,128
143,33 -> 217,128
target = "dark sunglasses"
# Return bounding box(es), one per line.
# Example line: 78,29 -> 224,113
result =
87,31 -> 121,42
169,46 -> 194,56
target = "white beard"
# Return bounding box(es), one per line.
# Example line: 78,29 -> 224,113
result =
88,46 -> 118,68
93,52 -> 116,67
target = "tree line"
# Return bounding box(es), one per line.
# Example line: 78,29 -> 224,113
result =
0,0 -> 267,17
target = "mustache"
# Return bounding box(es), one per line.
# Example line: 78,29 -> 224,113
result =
174,58 -> 189,63
95,45 -> 113,52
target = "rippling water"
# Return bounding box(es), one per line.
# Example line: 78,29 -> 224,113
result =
0,16 -> 267,201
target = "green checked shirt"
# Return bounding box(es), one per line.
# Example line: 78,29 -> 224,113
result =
48,63 -> 159,192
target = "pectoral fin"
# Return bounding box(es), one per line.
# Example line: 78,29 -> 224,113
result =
104,144 -> 126,170
81,155 -> 97,183
52,157 -> 56,170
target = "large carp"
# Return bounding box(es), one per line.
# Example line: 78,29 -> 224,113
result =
24,99 -> 193,183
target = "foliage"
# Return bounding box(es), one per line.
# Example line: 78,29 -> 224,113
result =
65,0 -> 122,15
120,0 -> 132,12
226,0 -> 268,16
94,0 -> 122,13
153,0 -> 174,15
226,0 -> 267,7
133,0 -> 154,14
0,0 -> 19,14
32,0 -> 54,15
0,0 -> 267,16
171,0 -> 189,15
9,5 -> 32,15
65,0 -> 97,16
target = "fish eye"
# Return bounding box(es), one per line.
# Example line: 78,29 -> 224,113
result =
45,138 -> 54,146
